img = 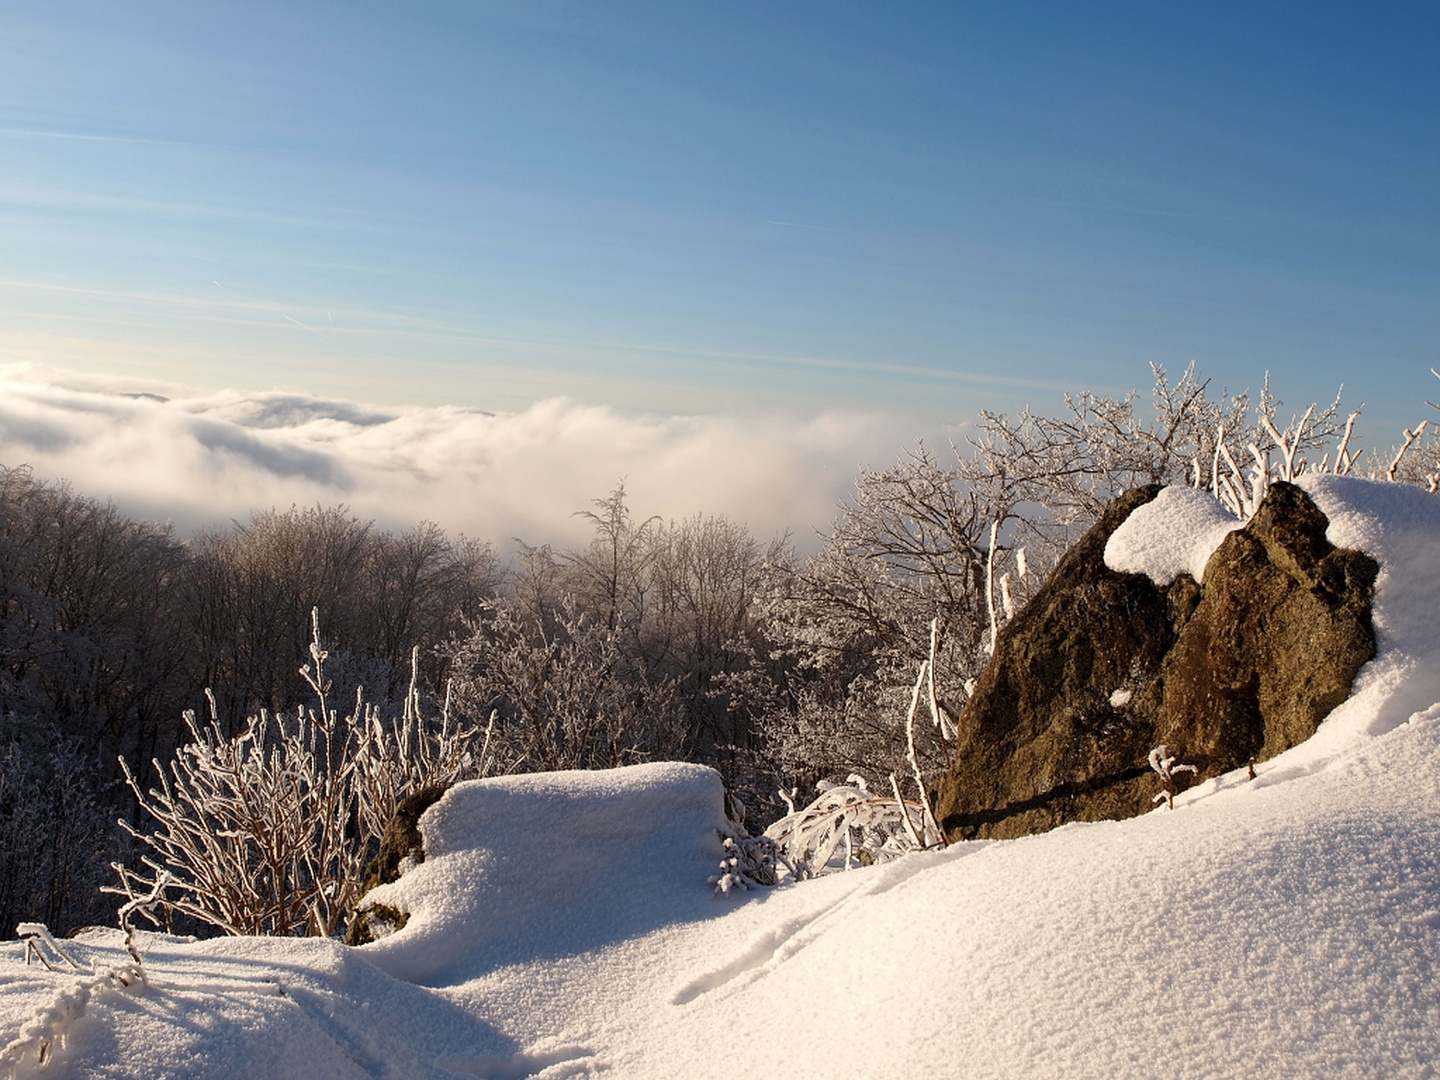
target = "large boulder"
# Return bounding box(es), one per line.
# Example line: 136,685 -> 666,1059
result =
934,482 -> 1377,841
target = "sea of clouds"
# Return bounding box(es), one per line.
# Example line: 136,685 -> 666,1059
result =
0,364 -> 955,550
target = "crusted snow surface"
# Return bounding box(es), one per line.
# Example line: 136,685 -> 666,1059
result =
4,476 -> 1439,1079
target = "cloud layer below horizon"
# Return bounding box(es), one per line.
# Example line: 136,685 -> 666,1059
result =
0,365 -> 953,550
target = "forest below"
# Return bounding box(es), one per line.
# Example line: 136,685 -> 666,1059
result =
4,365 -> 1438,936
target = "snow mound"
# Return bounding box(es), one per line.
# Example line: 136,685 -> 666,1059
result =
1299,474 -> 1440,658
357,762 -> 729,986
1104,484 -> 1242,583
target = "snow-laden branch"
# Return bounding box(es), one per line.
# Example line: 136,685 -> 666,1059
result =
1,925 -> 149,1077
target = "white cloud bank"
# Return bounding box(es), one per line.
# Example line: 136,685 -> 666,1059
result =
0,364 -> 957,549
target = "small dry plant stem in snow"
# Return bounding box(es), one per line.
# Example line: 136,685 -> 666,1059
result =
766,622 -> 952,878
1,899 -> 159,1077
1149,745 -> 1198,810
17,924 -> 84,974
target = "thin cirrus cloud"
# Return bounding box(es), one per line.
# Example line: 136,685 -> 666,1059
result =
0,364 -> 950,550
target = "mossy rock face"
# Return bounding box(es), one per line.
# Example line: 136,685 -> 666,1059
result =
344,902 -> 410,946
344,783 -> 450,946
935,482 -> 1377,842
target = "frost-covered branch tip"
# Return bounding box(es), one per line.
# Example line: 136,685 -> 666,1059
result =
1148,745 -> 1198,811
1388,421 -> 1428,483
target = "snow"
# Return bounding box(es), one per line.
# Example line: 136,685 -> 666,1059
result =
1103,484 -> 1242,584
357,763 -> 730,986
5,476 -> 1440,1079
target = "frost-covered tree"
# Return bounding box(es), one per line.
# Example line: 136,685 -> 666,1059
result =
565,482 -> 660,635
180,507 -> 501,733
501,488 -> 779,777
0,719 -> 116,935
639,514 -> 784,756
0,465 -> 187,780
446,598 -> 686,773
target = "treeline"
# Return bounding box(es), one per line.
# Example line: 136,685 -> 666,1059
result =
5,364 -> 1438,935
0,475 -> 499,932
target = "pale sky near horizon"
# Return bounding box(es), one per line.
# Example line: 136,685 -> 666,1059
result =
1,1 -> 1437,436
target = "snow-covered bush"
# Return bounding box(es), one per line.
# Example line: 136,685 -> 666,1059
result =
709,833 -> 785,894
967,364 -> 1360,526
763,775 -> 942,878
762,649 -> 948,880
110,612 -> 482,937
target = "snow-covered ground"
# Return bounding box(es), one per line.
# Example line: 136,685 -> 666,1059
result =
4,476 -> 1439,1080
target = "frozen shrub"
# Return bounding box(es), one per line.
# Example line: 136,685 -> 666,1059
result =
709,833 -> 785,894
763,775 -> 942,878
109,612 -> 482,937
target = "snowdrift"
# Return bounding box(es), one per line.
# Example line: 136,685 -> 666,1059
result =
3,476 -> 1438,1080
356,762 -> 730,985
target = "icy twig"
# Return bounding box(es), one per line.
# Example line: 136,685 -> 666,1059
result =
926,618 -> 956,745
1331,411 -> 1361,475
16,924 -> 83,973
1148,745 -> 1198,811
1388,421 -> 1428,482
984,520 -> 1000,656
889,772 -> 924,850
1261,404 -> 1314,482
904,660 -> 942,844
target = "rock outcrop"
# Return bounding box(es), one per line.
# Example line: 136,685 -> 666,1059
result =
934,482 -> 1378,842
344,783 -> 449,945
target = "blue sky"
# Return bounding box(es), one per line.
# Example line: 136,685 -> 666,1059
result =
1,1 -> 1436,432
